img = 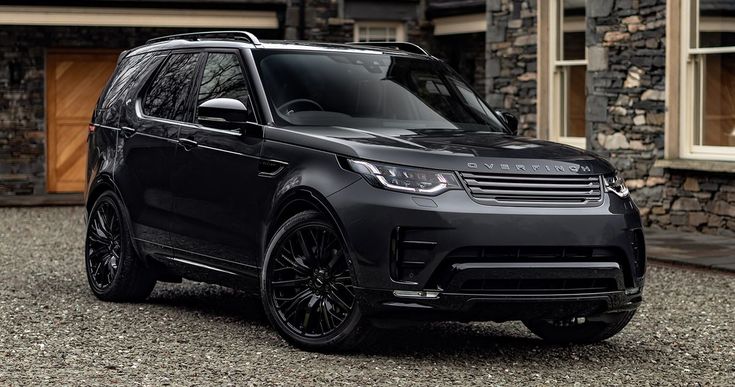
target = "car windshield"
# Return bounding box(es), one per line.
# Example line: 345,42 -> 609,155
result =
254,50 -> 506,132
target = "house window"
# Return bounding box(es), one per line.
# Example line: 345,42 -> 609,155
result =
354,22 -> 405,42
550,0 -> 587,149
681,0 -> 735,160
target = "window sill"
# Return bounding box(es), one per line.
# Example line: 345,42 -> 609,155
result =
653,159 -> 735,174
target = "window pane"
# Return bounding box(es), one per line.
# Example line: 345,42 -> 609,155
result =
559,65 -> 586,137
561,0 -> 586,60
358,25 -> 398,42
698,1 -> 735,48
565,65 -> 587,137
700,53 -> 735,146
143,53 -> 199,121
197,53 -> 250,108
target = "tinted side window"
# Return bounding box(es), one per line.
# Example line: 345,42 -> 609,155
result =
143,53 -> 200,122
196,52 -> 254,120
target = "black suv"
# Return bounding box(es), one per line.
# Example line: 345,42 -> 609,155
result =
85,31 -> 645,351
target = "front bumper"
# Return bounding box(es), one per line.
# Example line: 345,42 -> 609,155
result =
355,288 -> 641,322
328,179 -> 645,320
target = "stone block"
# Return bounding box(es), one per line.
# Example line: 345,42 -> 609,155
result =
586,95 -> 608,122
700,182 -> 719,191
708,214 -> 723,227
487,58 -> 501,77
487,22 -> 507,43
587,46 -> 608,71
672,197 -> 701,211
689,212 -> 709,227
588,0 -> 614,17
513,34 -> 535,46
604,31 -> 631,44
670,212 -> 688,226
709,201 -> 735,217
683,177 -> 700,192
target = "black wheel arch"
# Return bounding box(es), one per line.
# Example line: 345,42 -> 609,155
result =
262,187 -> 354,271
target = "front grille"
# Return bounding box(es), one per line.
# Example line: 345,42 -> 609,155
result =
459,172 -> 603,206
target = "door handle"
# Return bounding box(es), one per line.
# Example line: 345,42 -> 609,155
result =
178,137 -> 198,151
121,126 -> 136,138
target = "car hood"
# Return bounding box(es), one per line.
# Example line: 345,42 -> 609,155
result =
264,126 -> 614,176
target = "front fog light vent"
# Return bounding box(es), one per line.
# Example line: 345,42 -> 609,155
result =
390,226 -> 437,283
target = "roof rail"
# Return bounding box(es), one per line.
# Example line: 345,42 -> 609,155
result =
146,31 -> 261,46
346,41 -> 429,56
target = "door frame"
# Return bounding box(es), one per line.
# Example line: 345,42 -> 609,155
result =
45,48 -> 120,193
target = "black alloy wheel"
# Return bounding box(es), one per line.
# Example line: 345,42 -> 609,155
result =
86,199 -> 122,291
85,192 -> 156,302
262,211 -> 375,351
269,223 -> 355,337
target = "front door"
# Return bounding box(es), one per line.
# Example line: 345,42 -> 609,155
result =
46,51 -> 118,192
169,51 -> 263,279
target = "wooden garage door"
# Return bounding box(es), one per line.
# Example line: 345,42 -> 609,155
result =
47,51 -> 118,193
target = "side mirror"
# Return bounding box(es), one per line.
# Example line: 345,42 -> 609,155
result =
197,98 -> 250,131
495,109 -> 519,136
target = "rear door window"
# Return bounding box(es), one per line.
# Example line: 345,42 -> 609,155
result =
142,52 -> 200,122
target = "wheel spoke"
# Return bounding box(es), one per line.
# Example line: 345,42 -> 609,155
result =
87,230 -> 108,246
327,285 -> 352,311
279,288 -> 313,320
332,281 -> 355,298
320,298 -> 335,331
95,209 -> 112,238
301,294 -> 320,331
325,248 -> 343,271
271,277 -> 310,288
275,253 -> 311,276
296,230 -> 315,265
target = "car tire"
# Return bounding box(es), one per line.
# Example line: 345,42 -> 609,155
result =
260,210 -> 376,352
85,192 -> 156,302
523,310 -> 636,344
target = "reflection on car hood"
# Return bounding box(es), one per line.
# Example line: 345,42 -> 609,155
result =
265,126 -> 615,175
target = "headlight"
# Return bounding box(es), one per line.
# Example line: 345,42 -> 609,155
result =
347,159 -> 461,195
604,172 -> 629,198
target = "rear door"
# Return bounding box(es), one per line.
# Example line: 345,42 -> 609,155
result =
116,51 -> 202,259
169,50 -> 263,280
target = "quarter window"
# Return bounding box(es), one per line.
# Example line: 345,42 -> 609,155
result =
196,52 -> 253,121
143,52 -> 200,122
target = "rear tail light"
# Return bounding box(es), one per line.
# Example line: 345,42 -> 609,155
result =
88,123 -> 96,133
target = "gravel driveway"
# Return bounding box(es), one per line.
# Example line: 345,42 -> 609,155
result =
1,207 -> 733,386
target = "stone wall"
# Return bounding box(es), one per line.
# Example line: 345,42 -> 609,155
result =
586,0 -> 667,184
649,172 -> 735,235
586,0 -> 735,235
485,0 -> 537,137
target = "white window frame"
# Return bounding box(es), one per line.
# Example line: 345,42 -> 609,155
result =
353,21 -> 405,43
679,0 -> 735,161
547,0 -> 587,149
